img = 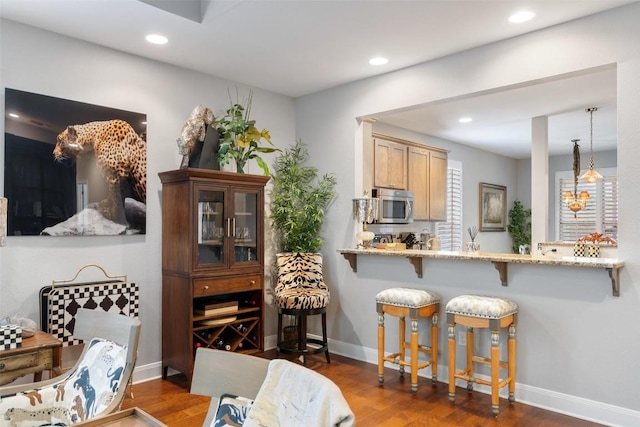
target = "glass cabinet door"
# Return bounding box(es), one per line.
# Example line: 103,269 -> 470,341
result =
197,189 -> 225,266
233,191 -> 259,263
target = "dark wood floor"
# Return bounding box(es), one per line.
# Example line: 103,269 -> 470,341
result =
123,351 -> 603,426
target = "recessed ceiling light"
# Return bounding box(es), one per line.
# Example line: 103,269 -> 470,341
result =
9,113 -> 19,118
369,57 -> 388,66
509,10 -> 535,23
459,117 -> 472,123
146,34 -> 168,45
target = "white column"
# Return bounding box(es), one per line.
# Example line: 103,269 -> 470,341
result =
531,116 -> 549,253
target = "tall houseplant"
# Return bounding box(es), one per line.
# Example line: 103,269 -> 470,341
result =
507,200 -> 531,254
270,139 -> 337,253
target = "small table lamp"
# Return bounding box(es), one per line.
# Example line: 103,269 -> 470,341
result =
352,192 -> 379,248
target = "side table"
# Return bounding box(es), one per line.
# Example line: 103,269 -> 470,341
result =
0,330 -> 63,385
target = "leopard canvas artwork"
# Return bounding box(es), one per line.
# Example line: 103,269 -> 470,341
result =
54,119 -> 147,228
4,88 -> 147,236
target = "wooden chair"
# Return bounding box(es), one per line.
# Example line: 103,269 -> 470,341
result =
0,309 -> 141,425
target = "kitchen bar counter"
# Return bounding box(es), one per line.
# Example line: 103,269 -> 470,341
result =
337,248 -> 624,296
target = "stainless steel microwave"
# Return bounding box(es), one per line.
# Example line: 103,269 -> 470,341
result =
372,189 -> 414,224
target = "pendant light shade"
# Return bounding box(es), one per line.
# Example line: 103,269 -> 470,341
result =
580,107 -> 602,183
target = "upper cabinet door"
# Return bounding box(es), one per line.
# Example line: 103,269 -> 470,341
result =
232,190 -> 261,265
196,187 -> 227,268
374,138 -> 407,190
408,146 -> 448,221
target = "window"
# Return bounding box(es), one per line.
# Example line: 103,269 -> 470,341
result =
437,161 -> 462,250
556,167 -> 617,242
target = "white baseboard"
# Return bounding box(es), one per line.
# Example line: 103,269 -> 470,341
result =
131,335 -> 640,426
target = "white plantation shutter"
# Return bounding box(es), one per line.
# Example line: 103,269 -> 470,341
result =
601,176 -> 618,240
557,168 -> 617,242
437,163 -> 462,251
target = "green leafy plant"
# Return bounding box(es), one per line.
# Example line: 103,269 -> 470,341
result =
270,140 -> 337,253
216,91 -> 279,175
508,200 -> 532,253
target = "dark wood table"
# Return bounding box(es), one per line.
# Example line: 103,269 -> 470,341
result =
0,330 -> 63,385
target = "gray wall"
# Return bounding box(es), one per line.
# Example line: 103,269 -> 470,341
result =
295,4 -> 640,425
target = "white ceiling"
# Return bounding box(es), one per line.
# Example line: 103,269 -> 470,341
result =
1,0 -> 632,158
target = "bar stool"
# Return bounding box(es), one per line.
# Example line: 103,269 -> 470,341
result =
274,253 -> 330,366
446,294 -> 518,416
376,287 -> 440,392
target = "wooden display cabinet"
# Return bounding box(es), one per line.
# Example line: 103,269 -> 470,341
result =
158,169 -> 269,381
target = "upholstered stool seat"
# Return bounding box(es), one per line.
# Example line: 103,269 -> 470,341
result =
376,287 -> 440,392
275,252 -> 330,366
446,294 -> 519,416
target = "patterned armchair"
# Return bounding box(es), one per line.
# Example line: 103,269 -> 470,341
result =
0,309 -> 140,426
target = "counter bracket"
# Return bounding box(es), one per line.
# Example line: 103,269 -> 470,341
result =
607,267 -> 620,297
492,261 -> 508,286
342,253 -> 357,273
407,256 -> 423,278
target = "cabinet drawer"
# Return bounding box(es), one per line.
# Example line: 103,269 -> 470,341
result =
0,351 -> 39,372
194,275 -> 262,296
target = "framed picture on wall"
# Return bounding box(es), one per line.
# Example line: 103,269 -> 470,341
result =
479,182 -> 507,231
4,88 -> 147,236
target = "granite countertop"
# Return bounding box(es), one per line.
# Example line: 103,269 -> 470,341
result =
337,248 -> 623,268
338,248 -> 624,296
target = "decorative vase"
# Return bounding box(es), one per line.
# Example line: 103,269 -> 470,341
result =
587,244 -> 600,258
573,242 -> 585,257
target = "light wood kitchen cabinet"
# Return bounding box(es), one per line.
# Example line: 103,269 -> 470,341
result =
158,168 -> 269,382
374,137 -> 407,189
408,146 -> 448,221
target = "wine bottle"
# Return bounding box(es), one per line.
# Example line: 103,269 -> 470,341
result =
237,324 -> 248,333
214,339 -> 231,351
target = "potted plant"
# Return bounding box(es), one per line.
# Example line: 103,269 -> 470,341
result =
216,91 -> 279,175
270,139 -> 337,253
507,200 -> 531,254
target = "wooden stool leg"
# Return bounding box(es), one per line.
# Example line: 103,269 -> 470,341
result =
378,311 -> 385,383
410,317 -> 419,392
300,314 -> 308,366
431,313 -> 438,382
276,311 -> 283,353
448,324 -> 456,404
508,324 -> 516,403
398,316 -> 406,375
466,327 -> 474,391
322,311 -> 331,364
491,330 -> 500,417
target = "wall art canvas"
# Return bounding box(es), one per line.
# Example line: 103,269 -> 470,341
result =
479,182 -> 507,231
4,88 -> 147,236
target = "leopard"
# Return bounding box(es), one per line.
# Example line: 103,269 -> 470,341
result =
54,119 -> 146,224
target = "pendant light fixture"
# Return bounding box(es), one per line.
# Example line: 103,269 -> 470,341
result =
580,107 -> 603,183
563,139 -> 590,216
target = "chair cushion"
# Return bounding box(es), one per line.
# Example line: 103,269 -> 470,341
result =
446,294 -> 519,319
376,287 -> 440,308
210,393 -> 254,427
0,338 -> 127,426
274,253 -> 329,310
